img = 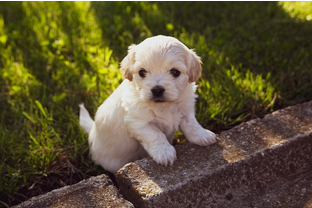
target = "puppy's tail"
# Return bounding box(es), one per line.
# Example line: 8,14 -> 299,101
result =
79,103 -> 94,134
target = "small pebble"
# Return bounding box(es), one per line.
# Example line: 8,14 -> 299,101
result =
24,201 -> 31,206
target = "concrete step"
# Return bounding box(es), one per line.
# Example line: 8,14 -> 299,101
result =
13,174 -> 134,208
116,101 -> 312,208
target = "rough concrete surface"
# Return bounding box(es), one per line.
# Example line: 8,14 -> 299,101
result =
13,174 -> 134,208
116,101 -> 312,208
236,171 -> 312,208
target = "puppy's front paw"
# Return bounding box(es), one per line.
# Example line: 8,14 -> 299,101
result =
188,129 -> 216,146
150,144 -> 177,166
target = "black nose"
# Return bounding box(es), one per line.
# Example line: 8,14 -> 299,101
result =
151,85 -> 165,97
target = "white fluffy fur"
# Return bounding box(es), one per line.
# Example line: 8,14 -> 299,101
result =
79,35 -> 216,174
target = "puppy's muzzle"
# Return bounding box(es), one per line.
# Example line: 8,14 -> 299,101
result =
151,85 -> 165,102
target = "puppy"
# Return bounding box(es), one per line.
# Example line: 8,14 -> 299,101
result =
79,35 -> 216,174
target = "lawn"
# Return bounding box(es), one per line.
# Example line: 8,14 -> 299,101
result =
1,2 -> 312,207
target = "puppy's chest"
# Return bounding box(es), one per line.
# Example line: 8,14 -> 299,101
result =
150,107 -> 182,134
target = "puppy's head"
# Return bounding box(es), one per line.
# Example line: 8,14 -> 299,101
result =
120,35 -> 202,103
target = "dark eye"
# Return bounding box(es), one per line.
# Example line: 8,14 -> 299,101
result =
139,69 -> 147,78
170,68 -> 181,78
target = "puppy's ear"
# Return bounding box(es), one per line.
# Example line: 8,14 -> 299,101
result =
120,45 -> 136,81
187,49 -> 202,82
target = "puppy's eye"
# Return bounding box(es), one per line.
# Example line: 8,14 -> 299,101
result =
139,69 -> 147,78
170,68 -> 181,78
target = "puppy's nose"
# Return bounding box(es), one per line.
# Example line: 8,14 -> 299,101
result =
151,85 -> 165,97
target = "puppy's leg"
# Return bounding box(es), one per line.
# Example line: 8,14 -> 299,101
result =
180,115 -> 216,146
126,120 -> 177,166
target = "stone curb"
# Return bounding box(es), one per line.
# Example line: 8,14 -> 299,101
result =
13,174 -> 134,208
116,101 -> 312,207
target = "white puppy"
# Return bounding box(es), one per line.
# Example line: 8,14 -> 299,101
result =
79,35 -> 216,174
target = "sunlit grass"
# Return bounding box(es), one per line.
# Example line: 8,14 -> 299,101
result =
0,1 -> 312,206
279,1 -> 312,21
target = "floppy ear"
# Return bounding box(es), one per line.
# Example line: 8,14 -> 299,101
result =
120,45 -> 136,81
187,49 -> 202,82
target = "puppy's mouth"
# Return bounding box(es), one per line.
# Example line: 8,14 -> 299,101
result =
153,98 -> 167,103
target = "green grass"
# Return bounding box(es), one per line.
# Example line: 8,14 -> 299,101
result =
0,2 -> 312,207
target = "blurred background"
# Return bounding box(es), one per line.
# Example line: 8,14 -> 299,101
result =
0,2 -> 311,207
